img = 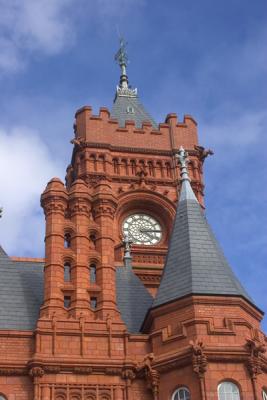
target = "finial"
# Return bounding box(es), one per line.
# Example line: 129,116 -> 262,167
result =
122,234 -> 133,260
176,146 -> 190,181
114,37 -> 137,99
175,146 -> 198,202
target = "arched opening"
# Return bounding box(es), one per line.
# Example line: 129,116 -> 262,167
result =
217,381 -> 240,400
64,296 -> 71,309
64,233 -> 71,248
165,162 -> 172,178
172,387 -> 190,400
90,297 -> 97,310
64,262 -> 71,281
147,161 -> 154,176
112,158 -> 119,174
90,263 -> 97,284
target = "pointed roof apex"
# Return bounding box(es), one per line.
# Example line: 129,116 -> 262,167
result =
111,38 -> 157,129
176,147 -> 198,202
153,147 -> 253,309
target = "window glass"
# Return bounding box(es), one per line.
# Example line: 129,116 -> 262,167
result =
0,397 -> 7,400
64,296 -> 71,309
64,263 -> 71,281
172,387 -> 190,400
262,390 -> 267,400
90,263 -> 96,283
218,382 -> 240,400
90,297 -> 97,310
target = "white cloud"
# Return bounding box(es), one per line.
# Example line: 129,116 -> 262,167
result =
200,110 -> 267,148
0,0 -> 75,72
0,126 -> 65,256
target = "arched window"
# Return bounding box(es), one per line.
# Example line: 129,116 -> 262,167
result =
218,382 -> 240,400
64,262 -> 71,281
112,158 -> 119,174
262,389 -> 267,400
89,233 -> 96,249
166,162 -> 172,178
172,387 -> 190,400
64,233 -> 71,248
148,161 -> 154,176
130,159 -> 136,175
90,263 -> 96,284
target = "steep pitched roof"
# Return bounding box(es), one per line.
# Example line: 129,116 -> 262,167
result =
153,152 -> 253,308
116,254 -> 153,333
111,94 -> 157,129
0,252 -> 43,330
0,246 -> 152,333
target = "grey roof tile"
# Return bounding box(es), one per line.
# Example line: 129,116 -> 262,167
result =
153,190 -> 253,308
111,95 -> 157,129
116,257 -> 153,333
0,247 -> 152,333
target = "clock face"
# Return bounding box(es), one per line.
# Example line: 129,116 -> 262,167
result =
122,213 -> 162,245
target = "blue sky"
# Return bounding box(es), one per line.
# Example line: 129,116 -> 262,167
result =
0,0 -> 266,329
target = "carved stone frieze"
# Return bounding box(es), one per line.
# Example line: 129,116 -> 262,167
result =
73,366 -> 93,374
0,368 -> 28,376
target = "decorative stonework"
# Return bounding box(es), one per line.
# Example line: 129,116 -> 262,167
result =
190,340 -> 208,379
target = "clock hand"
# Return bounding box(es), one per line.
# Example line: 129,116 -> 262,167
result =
139,229 -> 161,233
143,231 -> 154,240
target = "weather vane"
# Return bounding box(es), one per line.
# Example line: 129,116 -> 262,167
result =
115,36 -> 129,69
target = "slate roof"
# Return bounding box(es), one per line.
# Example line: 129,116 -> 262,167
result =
153,180 -> 253,308
116,256 -> 153,333
0,253 -> 43,330
111,94 -> 157,129
0,249 -> 153,333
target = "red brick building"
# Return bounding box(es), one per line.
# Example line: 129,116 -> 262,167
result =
0,40 -> 266,400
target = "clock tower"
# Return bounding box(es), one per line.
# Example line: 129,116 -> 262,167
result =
0,38 -> 265,400
63,38 -> 207,297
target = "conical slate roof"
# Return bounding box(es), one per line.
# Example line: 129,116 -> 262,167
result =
153,150 -> 252,308
111,94 -> 157,129
116,241 -> 153,333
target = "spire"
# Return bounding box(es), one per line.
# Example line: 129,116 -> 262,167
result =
112,37 -> 157,129
114,37 -> 137,98
122,234 -> 133,264
176,146 -> 198,202
153,148 -> 253,308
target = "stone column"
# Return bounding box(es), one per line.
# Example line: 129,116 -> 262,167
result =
40,178 -> 68,316
69,179 -> 92,318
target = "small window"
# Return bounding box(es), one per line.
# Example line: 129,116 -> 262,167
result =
126,106 -> 135,114
218,382 -> 240,400
90,263 -> 96,284
263,390 -> 267,400
64,263 -> 71,281
172,387 -> 190,400
64,296 -> 71,309
64,233 -> 71,248
90,297 -> 97,310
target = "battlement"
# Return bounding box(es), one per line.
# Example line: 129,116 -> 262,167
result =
74,106 -> 198,151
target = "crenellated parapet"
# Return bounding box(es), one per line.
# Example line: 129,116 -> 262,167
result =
74,106 -> 198,151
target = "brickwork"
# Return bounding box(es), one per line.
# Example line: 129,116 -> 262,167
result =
0,102 -> 266,400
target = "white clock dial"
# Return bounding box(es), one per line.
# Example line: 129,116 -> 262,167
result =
122,213 -> 162,245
